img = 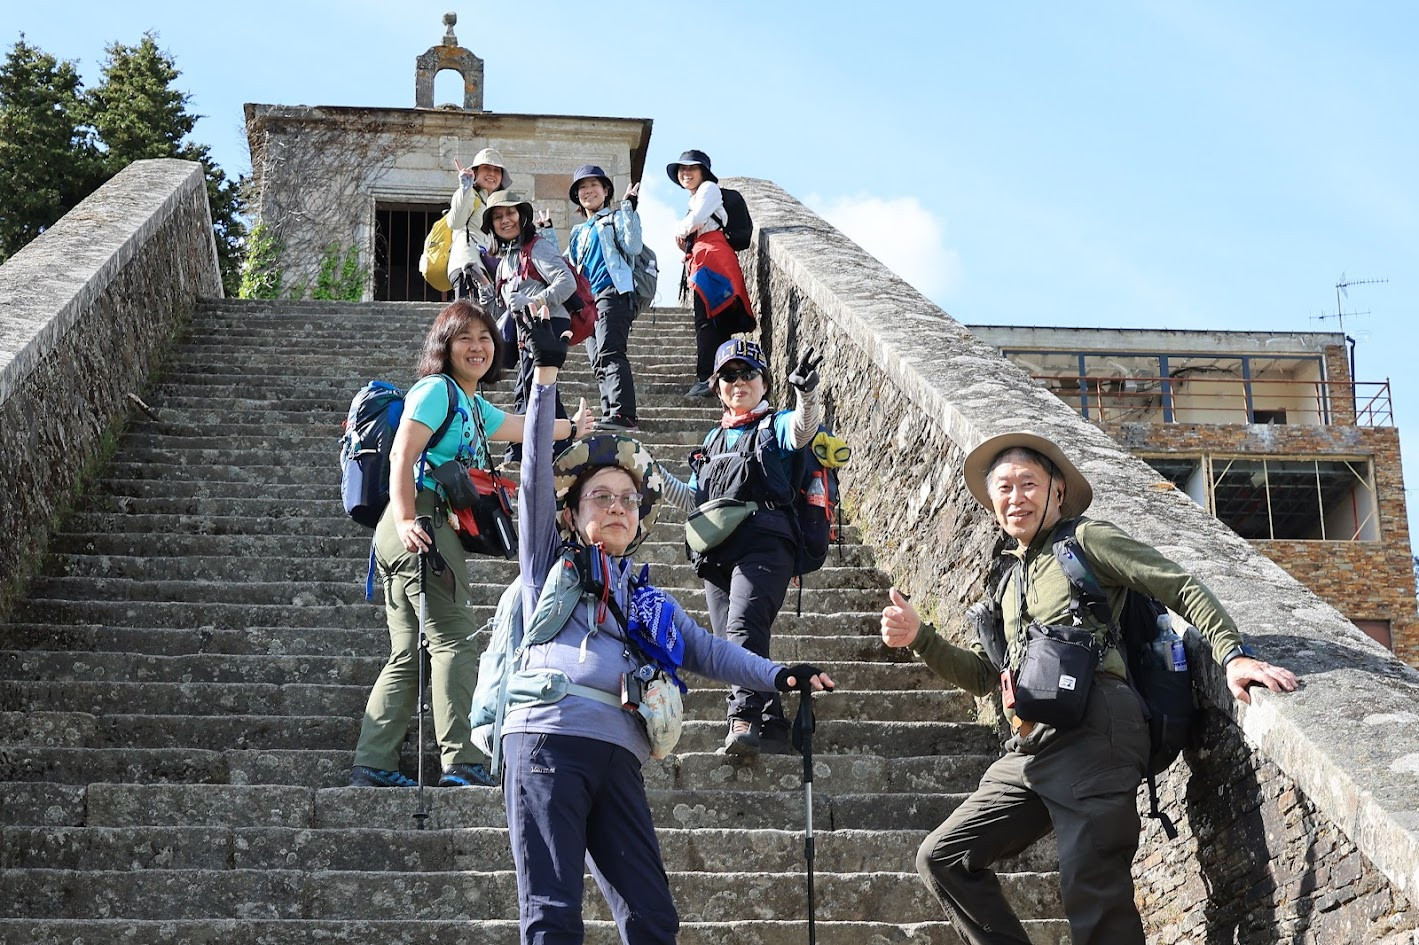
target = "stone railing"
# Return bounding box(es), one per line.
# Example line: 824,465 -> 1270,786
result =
0,159 -> 220,611
726,177 -> 1419,942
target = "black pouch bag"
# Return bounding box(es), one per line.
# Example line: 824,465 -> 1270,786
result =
427,460 -> 518,559
1012,622 -> 1099,729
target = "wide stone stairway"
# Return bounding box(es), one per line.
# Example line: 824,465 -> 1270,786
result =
0,299 -> 1068,943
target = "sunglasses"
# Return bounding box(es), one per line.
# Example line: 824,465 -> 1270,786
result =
718,368 -> 762,384
582,490 -> 644,511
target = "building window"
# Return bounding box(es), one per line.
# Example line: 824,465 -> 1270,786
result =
1352,619 -> 1393,649
1142,455 -> 1378,541
1210,457 -> 1378,540
374,203 -> 452,302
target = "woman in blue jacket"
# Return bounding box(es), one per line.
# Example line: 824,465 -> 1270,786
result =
565,164 -> 643,432
504,305 -> 835,944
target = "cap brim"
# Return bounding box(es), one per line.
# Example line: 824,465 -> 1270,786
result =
963,432 -> 1093,520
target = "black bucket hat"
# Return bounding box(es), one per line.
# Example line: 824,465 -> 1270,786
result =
666,149 -> 718,187
568,164 -> 614,204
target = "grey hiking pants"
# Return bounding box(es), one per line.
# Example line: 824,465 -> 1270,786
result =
916,675 -> 1150,945
584,290 -> 637,423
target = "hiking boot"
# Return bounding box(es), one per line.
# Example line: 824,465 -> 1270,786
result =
594,416 -> 641,433
720,719 -> 760,756
684,380 -> 713,399
349,765 -> 418,787
439,762 -> 497,787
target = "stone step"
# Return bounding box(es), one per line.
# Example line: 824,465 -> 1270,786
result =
0,866 -> 1062,923
158,350 -> 700,379
0,675 -> 956,723
0,918 -> 1073,945
44,530 -> 875,568
11,597 -> 885,637
0,824 -> 1057,875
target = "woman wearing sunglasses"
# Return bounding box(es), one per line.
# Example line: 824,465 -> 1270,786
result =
658,338 -> 825,756
505,307 -> 834,943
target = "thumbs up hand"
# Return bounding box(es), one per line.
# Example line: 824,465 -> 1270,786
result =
881,587 -> 922,648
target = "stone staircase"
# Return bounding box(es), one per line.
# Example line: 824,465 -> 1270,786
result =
0,299 -> 1068,943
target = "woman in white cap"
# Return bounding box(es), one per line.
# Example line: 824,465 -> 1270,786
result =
503,304 -> 835,944
446,147 -> 511,300
668,149 -> 756,398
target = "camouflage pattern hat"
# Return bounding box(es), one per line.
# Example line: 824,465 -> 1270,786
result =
553,434 -> 664,543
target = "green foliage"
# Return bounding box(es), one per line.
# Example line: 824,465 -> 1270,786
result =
0,32 -> 245,287
237,223 -> 283,299
0,35 -> 102,262
312,243 -> 366,301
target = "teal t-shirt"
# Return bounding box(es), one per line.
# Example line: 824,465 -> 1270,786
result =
404,374 -> 506,484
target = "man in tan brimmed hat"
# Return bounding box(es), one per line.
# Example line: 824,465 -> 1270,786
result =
881,431 -> 1297,945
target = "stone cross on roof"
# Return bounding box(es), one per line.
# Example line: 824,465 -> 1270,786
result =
415,12 -> 484,111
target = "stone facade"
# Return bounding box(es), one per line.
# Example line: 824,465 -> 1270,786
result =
728,176 -> 1419,941
0,159 -> 221,610
243,104 -> 652,296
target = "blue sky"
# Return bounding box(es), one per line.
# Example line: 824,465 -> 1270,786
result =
12,1 -> 1418,555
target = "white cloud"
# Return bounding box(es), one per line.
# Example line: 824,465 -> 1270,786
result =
805,192 -> 962,302
634,175 -> 686,309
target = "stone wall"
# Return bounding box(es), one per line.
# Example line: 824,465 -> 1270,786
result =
726,176 -> 1419,942
0,159 -> 220,611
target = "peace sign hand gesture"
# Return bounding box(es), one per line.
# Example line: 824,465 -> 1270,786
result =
788,347 -> 824,394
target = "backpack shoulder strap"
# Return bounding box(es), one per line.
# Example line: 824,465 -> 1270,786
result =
1051,517 -> 1114,628
428,375 -> 463,450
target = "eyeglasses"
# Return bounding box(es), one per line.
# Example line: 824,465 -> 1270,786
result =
582,490 -> 643,511
718,368 -> 761,384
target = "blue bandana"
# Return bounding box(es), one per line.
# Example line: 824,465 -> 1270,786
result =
627,573 -> 688,693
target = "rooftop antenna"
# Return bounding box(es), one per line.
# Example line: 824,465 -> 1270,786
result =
1313,273 -> 1387,411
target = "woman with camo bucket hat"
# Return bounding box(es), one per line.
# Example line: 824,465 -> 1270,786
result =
499,301 -> 836,943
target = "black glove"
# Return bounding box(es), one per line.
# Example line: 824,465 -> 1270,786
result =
788,347 -> 822,394
518,309 -> 572,368
774,663 -> 832,693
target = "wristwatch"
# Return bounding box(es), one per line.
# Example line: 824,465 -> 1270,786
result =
1221,643 -> 1257,668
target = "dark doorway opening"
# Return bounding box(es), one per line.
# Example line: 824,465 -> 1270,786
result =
375,203 -> 452,302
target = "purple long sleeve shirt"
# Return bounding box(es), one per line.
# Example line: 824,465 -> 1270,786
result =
503,379 -> 785,763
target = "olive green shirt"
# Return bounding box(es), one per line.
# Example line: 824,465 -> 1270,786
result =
911,517 -> 1246,702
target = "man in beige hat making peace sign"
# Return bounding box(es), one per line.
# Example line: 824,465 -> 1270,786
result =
881,431 -> 1298,945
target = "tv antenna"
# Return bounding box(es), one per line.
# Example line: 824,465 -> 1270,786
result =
1315,273 -> 1387,336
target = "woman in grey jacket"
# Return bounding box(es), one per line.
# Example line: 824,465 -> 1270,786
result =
505,304 -> 836,945
482,189 -> 579,457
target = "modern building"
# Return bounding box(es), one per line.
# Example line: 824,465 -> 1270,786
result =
969,324 -> 1417,664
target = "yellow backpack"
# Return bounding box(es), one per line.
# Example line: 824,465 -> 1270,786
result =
419,214 -> 453,292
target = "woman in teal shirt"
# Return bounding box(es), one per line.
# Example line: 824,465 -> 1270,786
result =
351,299 -> 590,788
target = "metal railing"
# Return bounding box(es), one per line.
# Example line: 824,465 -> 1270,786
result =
1030,374 -> 1393,427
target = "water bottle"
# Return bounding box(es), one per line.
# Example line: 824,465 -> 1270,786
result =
1169,637 -> 1188,672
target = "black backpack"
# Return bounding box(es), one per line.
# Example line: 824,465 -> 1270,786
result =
1051,518 -> 1197,839
718,188 -> 754,252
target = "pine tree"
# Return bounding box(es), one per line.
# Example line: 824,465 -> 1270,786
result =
82,33 -> 246,293
0,36 -> 100,262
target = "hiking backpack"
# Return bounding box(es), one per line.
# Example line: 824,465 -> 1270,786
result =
506,237 -> 597,344
788,424 -> 846,576
418,214 -> 454,293
339,376 -> 461,529
718,188 -> 754,252
1051,518 -> 1198,838
586,214 -> 659,316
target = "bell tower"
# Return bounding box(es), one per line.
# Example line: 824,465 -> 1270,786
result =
414,12 -> 484,111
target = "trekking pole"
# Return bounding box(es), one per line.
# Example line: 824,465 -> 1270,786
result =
413,515 -> 434,830
792,688 -> 817,945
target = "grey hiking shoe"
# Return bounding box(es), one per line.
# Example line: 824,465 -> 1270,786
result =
719,719 -> 760,757
684,380 -> 713,399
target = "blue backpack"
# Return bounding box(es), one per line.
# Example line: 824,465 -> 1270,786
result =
339,376 -> 460,528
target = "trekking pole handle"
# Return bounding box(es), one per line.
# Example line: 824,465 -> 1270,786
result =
794,690 -> 815,785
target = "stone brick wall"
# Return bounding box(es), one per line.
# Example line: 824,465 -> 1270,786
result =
1107,421 -> 1418,665
0,159 -> 220,612
726,176 -> 1419,942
